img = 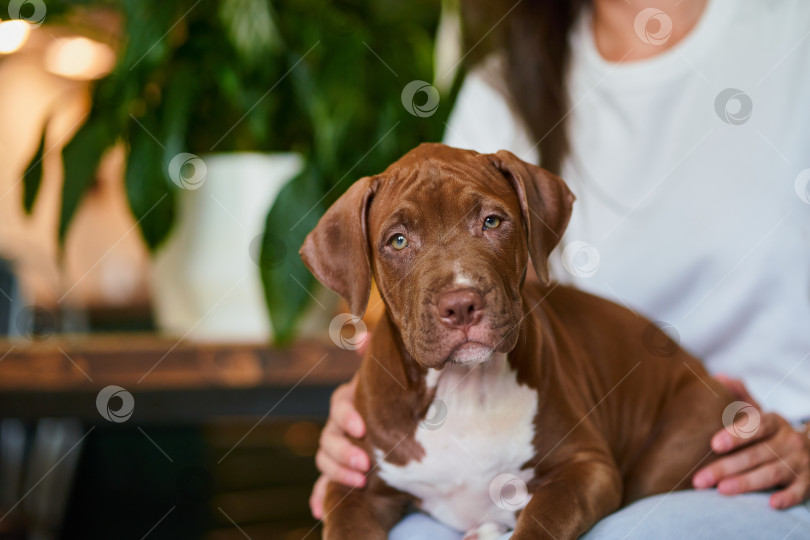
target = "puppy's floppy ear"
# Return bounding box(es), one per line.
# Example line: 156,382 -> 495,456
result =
299,177 -> 376,317
487,150 -> 575,283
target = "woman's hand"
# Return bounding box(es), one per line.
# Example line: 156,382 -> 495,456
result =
692,375 -> 810,509
309,375 -> 371,519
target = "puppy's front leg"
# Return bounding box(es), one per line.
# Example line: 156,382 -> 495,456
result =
322,479 -> 409,540
512,459 -> 622,540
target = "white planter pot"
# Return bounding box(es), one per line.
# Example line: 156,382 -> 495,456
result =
152,152 -> 302,342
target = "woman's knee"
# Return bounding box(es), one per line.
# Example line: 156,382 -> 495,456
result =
388,512 -> 463,540
582,489 -> 810,540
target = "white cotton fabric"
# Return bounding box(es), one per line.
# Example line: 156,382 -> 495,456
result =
443,0 -> 810,422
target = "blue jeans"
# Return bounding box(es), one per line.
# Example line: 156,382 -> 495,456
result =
389,490 -> 810,539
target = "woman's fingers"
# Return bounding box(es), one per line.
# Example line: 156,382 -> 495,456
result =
693,441 -> 775,488
309,474 -> 329,519
695,409 -> 810,510
310,375 -> 370,497
315,447 -> 367,488
331,395 -> 366,439
330,379 -> 366,438
324,377 -> 369,470
355,330 -> 369,356
771,474 -> 810,509
320,421 -> 370,472
716,461 -> 795,495
710,411 -> 779,454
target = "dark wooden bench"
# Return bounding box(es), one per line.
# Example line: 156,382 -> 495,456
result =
0,335 -> 359,421
0,335 -> 360,539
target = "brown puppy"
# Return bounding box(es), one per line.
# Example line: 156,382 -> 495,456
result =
301,143 -> 734,539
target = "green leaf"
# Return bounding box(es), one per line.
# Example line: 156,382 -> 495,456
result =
125,116 -> 176,250
120,0 -> 177,73
161,63 -> 196,165
59,116 -> 116,244
22,123 -> 47,214
261,164 -> 325,344
218,0 -> 282,67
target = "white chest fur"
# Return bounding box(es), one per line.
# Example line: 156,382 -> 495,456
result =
375,354 -> 539,532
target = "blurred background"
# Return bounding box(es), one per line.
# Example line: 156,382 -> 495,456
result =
0,0 -> 460,538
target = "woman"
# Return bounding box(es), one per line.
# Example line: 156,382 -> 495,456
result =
312,0 -> 810,537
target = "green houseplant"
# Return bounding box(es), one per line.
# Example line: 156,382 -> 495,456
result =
21,0 -> 459,342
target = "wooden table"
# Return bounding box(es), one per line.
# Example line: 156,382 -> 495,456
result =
0,334 -> 360,422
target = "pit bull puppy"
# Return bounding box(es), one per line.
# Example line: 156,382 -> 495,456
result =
301,143 -> 734,539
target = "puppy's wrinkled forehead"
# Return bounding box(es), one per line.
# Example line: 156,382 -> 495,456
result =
299,142 -> 573,319
367,145 -> 518,231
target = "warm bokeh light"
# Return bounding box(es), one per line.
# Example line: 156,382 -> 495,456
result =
0,20 -> 31,54
44,36 -> 115,80
283,421 -> 321,456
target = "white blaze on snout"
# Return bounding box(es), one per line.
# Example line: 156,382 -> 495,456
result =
452,259 -> 475,288
375,353 -> 538,533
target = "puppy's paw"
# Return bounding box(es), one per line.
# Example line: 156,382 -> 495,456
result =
463,522 -> 509,540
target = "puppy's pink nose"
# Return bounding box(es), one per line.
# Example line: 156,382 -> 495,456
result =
438,289 -> 484,330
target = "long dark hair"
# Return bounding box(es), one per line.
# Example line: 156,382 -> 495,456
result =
461,0 -> 590,175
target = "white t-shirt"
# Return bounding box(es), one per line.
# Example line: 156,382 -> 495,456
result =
443,0 -> 810,423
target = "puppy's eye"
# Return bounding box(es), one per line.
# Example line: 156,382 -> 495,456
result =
390,234 -> 409,250
483,216 -> 501,230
